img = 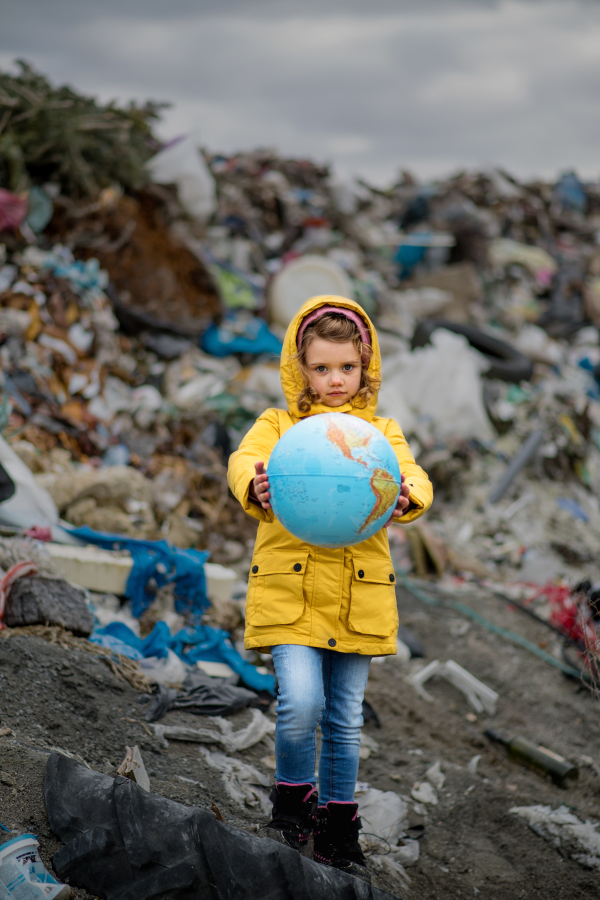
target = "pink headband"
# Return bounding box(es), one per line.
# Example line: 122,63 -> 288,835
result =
296,306 -> 371,361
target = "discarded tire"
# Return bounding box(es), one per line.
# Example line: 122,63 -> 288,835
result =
411,320 -> 534,383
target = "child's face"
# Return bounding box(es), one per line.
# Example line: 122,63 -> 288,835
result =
304,338 -> 362,407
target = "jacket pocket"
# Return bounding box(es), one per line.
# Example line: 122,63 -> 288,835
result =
246,550 -> 309,627
348,556 -> 398,637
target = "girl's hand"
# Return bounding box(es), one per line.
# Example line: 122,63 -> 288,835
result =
386,474 -> 410,527
251,461 -> 271,510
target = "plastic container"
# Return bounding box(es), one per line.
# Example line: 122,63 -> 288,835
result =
268,255 -> 354,328
0,833 -> 71,899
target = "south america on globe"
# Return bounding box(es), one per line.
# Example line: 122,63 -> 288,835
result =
268,413 -> 401,548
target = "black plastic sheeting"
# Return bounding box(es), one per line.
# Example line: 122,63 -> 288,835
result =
140,669 -> 262,722
45,753 -> 400,900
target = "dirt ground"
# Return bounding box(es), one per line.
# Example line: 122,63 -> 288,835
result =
1,577 -> 600,900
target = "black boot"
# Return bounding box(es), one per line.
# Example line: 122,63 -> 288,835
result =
258,783 -> 318,852
314,802 -> 371,883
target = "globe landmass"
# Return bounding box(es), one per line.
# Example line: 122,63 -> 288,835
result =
268,413 -> 401,548
360,467 -> 399,534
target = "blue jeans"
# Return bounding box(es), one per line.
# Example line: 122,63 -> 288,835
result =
271,645 -> 371,804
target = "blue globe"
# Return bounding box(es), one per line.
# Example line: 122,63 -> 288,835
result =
268,413 -> 401,548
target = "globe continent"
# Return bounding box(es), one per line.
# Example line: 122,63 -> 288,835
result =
268,412 -> 401,548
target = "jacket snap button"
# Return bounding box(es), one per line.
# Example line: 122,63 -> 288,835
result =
252,565 -> 258,574
358,570 -> 364,579
328,638 -> 336,647
389,574 -> 395,583
293,563 -> 302,572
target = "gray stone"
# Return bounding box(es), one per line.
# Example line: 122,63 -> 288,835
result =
5,576 -> 94,635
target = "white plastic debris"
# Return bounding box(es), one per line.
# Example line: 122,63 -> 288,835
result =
196,660 -> 236,679
370,854 -> 410,886
139,650 -> 189,685
425,760 -> 446,790
411,781 -> 438,805
147,135 -> 217,222
392,839 -> 420,867
407,659 -> 499,715
511,805 -> 600,870
371,638 -> 411,665
151,707 -> 275,752
204,562 -> 238,603
268,255 -> 354,328
116,745 -> 150,792
378,330 -> 494,441
0,436 -> 62,537
358,732 -> 380,760
356,788 -> 409,846
468,754 -> 481,774
198,746 -> 271,815
0,833 -> 71,899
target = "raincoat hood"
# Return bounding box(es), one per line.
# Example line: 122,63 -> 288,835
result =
281,295 -> 381,422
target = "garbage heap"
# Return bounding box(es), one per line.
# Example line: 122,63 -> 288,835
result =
2,62 -> 600,662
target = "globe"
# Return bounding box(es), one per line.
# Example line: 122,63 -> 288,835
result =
268,412 -> 401,548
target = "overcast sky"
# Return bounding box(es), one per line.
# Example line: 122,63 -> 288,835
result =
1,0 -> 599,185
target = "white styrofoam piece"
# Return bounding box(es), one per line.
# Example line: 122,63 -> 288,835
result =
46,542 -> 133,594
197,660 -> 236,678
205,562 -> 237,603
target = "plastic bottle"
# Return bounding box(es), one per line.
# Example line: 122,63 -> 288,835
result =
485,728 -> 578,788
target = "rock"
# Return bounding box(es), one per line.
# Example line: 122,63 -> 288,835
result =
4,576 -> 95,635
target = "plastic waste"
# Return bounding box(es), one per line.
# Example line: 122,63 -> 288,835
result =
355,788 -> 409,846
0,833 -> 71,899
425,760 -> 445,790
170,624 -> 276,694
139,650 -> 189,685
411,320 -> 534,383
25,187 -> 54,234
411,781 -> 438,805
379,330 -> 494,441
90,620 -> 172,660
0,435 -> 64,537
208,262 -> 262,310
489,238 -> 558,286
267,256 -> 354,328
488,429 -> 546,503
66,527 -> 210,619
408,659 -> 499,715
88,617 -> 276,695
151,707 -> 275,752
45,752 -> 398,900
147,135 -> 217,222
201,310 -> 282,358
510,804 -> 600,870
0,189 -> 28,232
116,745 -> 150,792
553,171 -> 587,215
198,746 -> 271,815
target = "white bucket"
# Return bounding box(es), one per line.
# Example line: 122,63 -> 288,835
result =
0,834 -> 71,900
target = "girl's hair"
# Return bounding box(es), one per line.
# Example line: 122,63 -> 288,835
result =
294,312 -> 380,413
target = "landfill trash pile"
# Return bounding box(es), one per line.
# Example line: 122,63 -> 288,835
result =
2,61 -> 600,900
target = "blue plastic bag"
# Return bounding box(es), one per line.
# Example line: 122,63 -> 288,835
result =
171,624 -> 275,694
201,311 -> 282,357
67,527 -> 210,618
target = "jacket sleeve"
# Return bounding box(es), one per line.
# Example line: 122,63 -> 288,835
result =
227,408 -> 281,524
384,418 -> 433,524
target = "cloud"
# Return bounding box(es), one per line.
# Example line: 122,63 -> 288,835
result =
1,0 -> 599,184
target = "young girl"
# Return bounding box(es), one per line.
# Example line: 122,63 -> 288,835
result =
228,295 -> 432,882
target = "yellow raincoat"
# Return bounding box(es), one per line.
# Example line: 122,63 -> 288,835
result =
228,295 -> 433,656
